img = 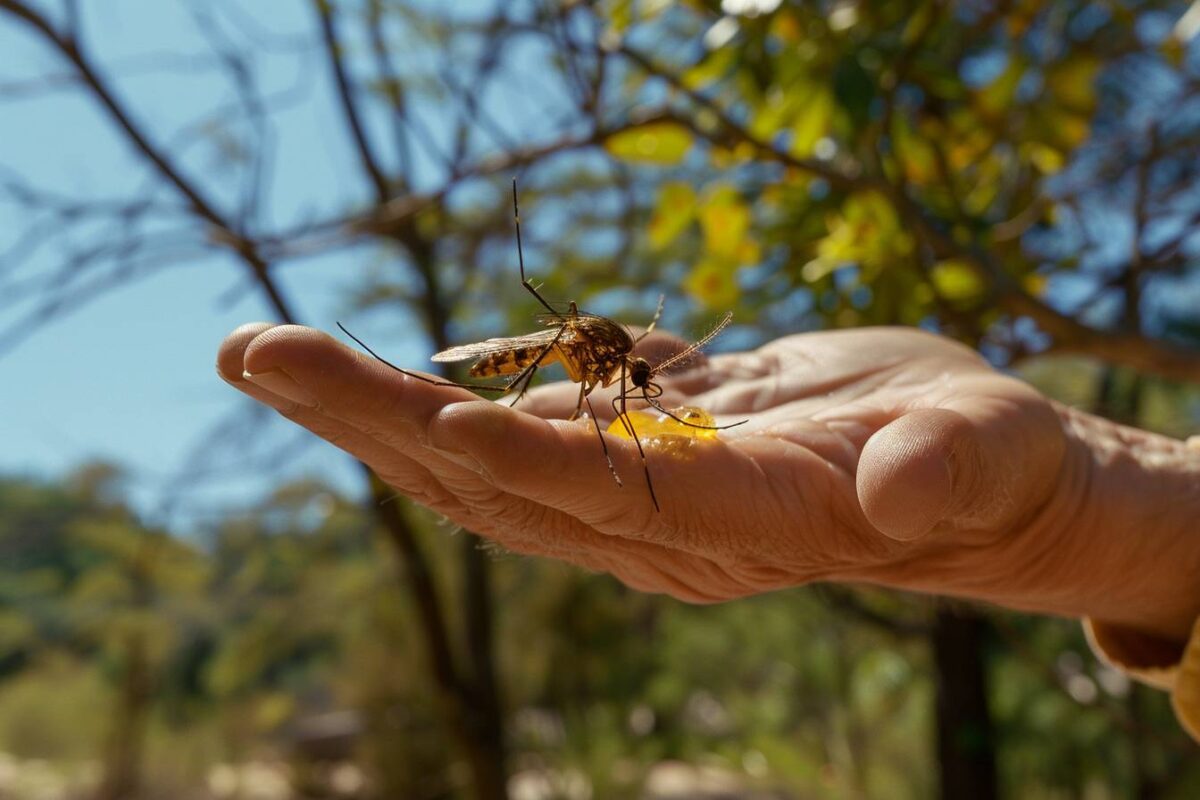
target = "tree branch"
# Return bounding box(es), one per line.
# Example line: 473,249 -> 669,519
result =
312,0 -> 390,203
0,0 -> 294,321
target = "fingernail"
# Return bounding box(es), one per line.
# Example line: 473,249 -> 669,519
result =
244,369 -> 319,408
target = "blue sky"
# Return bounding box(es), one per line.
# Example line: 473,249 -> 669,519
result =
5,2 -> 1198,528
0,2 -> 450,527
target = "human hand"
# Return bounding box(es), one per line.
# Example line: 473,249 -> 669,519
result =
217,323 -> 1199,639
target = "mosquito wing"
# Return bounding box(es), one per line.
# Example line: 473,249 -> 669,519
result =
534,312 -> 635,342
651,311 -> 733,375
430,327 -> 572,363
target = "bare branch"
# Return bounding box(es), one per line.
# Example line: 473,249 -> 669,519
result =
312,0 -> 390,202
0,0 -> 294,320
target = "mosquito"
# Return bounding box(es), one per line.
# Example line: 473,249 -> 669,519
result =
337,180 -> 743,511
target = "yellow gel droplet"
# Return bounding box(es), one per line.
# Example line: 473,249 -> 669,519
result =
606,406 -> 719,441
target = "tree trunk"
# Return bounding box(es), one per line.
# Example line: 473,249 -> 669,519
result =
932,607 -> 998,800
368,472 -> 508,799
93,633 -> 152,800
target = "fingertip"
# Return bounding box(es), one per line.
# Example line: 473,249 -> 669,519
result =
217,322 -> 278,382
857,408 -> 964,541
242,324 -> 345,376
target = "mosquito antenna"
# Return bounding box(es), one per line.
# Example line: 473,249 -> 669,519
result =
641,392 -> 748,431
337,321 -> 417,376
650,311 -> 734,375
633,294 -> 666,343
513,177 -> 558,315
336,321 -> 511,394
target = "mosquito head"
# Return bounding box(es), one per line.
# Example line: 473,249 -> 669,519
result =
629,357 -> 653,388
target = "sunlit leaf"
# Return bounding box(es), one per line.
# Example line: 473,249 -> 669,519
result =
605,122 -> 695,164
684,257 -> 739,309
976,55 -> 1025,117
811,191 -> 913,279
699,185 -> 751,258
790,83 -> 834,158
930,259 -> 985,302
1023,142 -> 1065,174
682,46 -> 736,90
648,182 -> 698,250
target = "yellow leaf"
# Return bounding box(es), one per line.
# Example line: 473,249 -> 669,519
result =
648,182 -> 697,250
790,84 -> 834,158
1024,142 -> 1064,174
683,47 -> 735,91
605,122 -> 694,164
684,258 -> 740,309
699,185 -> 750,258
813,191 -> 913,278
976,56 -> 1025,117
930,259 -> 986,302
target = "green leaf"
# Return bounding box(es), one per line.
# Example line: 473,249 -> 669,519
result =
604,122 -> 695,164
833,54 -> 875,128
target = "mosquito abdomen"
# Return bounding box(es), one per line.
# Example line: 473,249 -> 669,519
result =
469,347 -> 561,377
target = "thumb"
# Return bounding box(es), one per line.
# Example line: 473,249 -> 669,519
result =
856,407 -> 1024,541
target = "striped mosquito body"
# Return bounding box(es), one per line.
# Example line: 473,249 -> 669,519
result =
434,310 -> 635,389
337,179 -> 744,512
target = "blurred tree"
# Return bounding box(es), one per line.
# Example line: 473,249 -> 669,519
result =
2,1 -> 1199,798
0,466 -> 210,799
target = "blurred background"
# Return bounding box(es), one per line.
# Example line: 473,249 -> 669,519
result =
2,1 -> 1199,797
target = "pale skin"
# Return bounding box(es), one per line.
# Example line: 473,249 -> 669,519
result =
218,323 -> 1200,646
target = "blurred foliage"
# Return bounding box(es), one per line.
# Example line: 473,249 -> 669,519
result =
0,460 -> 1196,798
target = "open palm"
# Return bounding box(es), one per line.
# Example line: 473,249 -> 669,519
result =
219,324 -> 1067,605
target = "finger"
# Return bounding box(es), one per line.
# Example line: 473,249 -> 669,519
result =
856,391 -> 1063,541
219,323 -> 469,505
239,324 -> 490,451
426,398 -> 788,555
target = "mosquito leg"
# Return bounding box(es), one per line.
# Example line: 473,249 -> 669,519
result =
611,391 -> 660,512
512,178 -> 559,315
507,365 -> 539,407
567,380 -> 587,422
501,322 -> 568,409
338,322 -> 513,395
584,393 -> 622,487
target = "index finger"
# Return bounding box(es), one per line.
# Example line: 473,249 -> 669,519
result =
237,324 -> 491,451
